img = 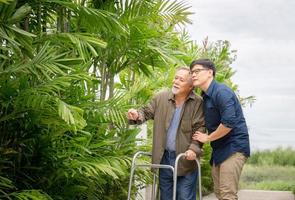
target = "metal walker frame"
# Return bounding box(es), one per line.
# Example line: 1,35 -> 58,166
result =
127,151 -> 202,200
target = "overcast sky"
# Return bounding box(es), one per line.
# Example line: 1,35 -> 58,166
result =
187,0 -> 295,150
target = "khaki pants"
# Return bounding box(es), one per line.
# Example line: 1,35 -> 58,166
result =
211,152 -> 247,200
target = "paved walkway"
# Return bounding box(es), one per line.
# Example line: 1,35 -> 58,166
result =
203,190 -> 295,200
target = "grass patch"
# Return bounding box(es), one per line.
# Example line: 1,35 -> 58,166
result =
247,147 -> 295,166
241,148 -> 295,194
240,164 -> 295,192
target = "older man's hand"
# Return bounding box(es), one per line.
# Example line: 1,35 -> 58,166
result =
185,149 -> 196,160
127,109 -> 139,120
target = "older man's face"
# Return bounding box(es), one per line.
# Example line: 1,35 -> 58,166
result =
172,69 -> 193,96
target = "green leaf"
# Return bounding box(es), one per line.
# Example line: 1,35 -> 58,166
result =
7,3 -> 31,24
78,34 -> 107,48
0,0 -> 13,4
7,26 -> 36,37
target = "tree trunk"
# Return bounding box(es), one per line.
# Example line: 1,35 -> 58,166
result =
92,59 -> 98,101
108,75 -> 114,99
100,63 -> 109,101
130,70 -> 136,104
66,9 -> 71,32
42,7 -> 47,32
36,2 -> 42,52
37,2 -> 42,34
24,17 -> 29,31
57,6 -> 64,32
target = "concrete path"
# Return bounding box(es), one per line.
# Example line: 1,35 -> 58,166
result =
203,190 -> 295,200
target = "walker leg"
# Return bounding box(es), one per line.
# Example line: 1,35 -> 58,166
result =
151,172 -> 157,200
127,152 -> 174,200
196,159 -> 202,200
127,152 -> 142,200
127,166 -> 136,200
174,153 -> 202,200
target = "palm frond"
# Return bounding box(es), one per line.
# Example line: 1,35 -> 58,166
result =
7,3 -> 31,24
83,91 -> 131,130
40,33 -> 107,60
47,0 -> 127,34
157,0 -> 193,25
0,176 -> 14,190
9,190 -> 53,200
0,177 -> 52,200
0,0 -> 13,4
57,99 -> 86,130
118,0 -> 192,25
0,2 -> 34,58
2,42 -> 84,81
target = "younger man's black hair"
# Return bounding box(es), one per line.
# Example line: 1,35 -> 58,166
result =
190,58 -> 216,77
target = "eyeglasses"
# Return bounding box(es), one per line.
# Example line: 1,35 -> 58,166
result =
190,68 -> 209,75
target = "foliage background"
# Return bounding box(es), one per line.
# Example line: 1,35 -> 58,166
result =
0,0 -> 246,199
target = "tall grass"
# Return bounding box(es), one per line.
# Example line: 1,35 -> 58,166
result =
240,165 -> 295,191
241,147 -> 295,194
247,147 -> 295,166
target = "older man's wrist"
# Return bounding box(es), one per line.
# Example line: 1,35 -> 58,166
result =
189,146 -> 202,157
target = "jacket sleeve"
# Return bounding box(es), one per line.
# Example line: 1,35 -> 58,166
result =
189,99 -> 206,157
132,94 -> 158,125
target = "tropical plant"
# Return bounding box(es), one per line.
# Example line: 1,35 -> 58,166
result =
0,0 -> 141,199
1,0 -> 221,199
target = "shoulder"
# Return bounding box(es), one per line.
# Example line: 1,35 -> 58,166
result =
190,92 -> 203,104
187,92 -> 203,109
214,83 -> 234,96
213,83 -> 237,105
151,88 -> 171,102
193,93 -> 203,101
155,88 -> 171,97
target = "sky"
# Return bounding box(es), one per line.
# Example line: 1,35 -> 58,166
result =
187,0 -> 295,150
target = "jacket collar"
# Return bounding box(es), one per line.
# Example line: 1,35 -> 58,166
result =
202,79 -> 216,98
168,90 -> 196,102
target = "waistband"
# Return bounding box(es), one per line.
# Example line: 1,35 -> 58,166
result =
164,149 -> 176,156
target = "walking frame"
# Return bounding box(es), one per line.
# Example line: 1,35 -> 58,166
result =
127,151 -> 202,200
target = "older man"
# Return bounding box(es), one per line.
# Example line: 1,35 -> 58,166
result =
127,67 -> 205,200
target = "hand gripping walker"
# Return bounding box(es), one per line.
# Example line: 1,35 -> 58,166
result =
127,151 -> 202,200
